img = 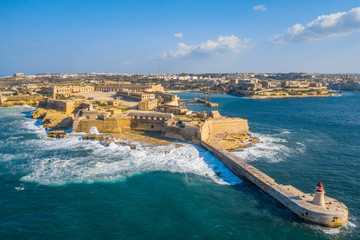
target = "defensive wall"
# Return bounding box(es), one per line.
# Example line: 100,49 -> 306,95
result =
74,117 -> 121,133
73,110 -> 249,146
38,99 -> 75,114
128,111 -> 173,132
200,116 -> 248,141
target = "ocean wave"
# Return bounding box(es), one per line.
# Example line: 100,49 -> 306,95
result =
233,131 -> 306,163
0,153 -> 17,162
20,135 -> 242,186
2,106 -> 241,186
310,216 -> 357,236
233,132 -> 290,163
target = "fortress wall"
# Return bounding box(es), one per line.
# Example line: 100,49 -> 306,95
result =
201,118 -> 248,141
0,95 -> 42,107
117,117 -> 131,132
201,140 -> 348,228
164,125 -> 201,144
75,118 -> 121,133
39,99 -> 74,113
130,118 -> 165,132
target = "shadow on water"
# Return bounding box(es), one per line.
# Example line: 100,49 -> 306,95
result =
21,110 -> 33,119
231,181 -> 304,225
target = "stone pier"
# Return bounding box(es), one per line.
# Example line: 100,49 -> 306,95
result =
201,140 -> 348,228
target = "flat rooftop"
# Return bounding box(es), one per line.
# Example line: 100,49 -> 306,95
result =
72,91 -> 138,107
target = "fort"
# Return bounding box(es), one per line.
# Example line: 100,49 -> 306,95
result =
0,83 -> 348,228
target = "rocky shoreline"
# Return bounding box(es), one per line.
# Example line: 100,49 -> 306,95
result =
29,106 -> 259,151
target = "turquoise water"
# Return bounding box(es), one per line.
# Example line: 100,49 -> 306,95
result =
1,92 -> 359,239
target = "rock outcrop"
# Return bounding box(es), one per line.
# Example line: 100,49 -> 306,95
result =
32,108 -> 74,130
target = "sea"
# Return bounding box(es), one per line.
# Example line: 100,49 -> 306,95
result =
0,91 -> 359,240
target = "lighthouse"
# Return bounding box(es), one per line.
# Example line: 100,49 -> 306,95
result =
312,182 -> 325,207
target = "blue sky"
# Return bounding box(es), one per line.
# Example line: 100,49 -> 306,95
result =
1,0 -> 360,75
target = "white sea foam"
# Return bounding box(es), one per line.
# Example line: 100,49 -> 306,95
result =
0,153 -> 17,162
233,131 -> 306,163
20,134 -> 242,186
15,186 -> 25,191
4,107 -> 241,186
321,228 -> 341,234
233,132 -> 290,163
89,126 -> 100,135
308,215 -> 358,236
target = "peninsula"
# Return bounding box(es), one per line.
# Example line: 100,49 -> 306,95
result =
0,76 -> 349,228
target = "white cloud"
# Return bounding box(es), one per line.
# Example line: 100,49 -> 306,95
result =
174,32 -> 183,38
169,43 -> 197,57
271,7 -> 360,43
253,5 -> 267,11
165,35 -> 250,58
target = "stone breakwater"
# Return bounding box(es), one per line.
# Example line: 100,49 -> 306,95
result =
201,140 -> 348,228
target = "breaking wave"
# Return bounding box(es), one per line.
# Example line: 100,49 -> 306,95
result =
309,215 -> 358,236
234,131 -> 306,163
20,137 -> 242,186
2,107 -> 242,186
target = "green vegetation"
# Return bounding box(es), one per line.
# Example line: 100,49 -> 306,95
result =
97,103 -> 107,107
120,107 -> 130,112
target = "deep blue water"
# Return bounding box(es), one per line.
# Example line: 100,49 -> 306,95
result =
1,92 -> 359,239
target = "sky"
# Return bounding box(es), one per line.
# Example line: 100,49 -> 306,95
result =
1,0 -> 360,75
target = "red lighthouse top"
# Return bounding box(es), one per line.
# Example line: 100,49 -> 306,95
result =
316,182 -> 324,192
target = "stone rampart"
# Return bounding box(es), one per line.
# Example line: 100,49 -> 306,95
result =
128,111 -> 173,132
164,124 -> 201,144
117,117 -> 131,132
38,99 -> 74,113
200,117 -> 248,141
75,117 -> 121,133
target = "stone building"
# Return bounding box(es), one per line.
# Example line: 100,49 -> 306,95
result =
128,111 -> 174,132
95,84 -> 164,93
260,80 -> 281,89
13,73 -> 24,78
139,99 -> 159,111
157,105 -> 192,115
281,81 -> 310,88
42,86 -> 94,96
117,91 -> 155,102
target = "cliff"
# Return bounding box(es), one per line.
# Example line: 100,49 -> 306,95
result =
32,108 -> 73,130
0,95 -> 42,107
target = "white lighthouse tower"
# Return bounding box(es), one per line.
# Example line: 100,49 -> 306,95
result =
312,182 -> 325,207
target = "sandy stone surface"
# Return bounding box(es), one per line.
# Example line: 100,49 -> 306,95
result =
73,91 -> 139,107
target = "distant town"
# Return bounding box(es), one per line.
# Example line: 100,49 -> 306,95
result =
1,72 -> 359,100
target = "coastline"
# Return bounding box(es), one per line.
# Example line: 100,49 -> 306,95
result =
246,93 -> 338,99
